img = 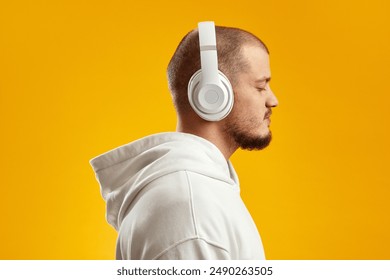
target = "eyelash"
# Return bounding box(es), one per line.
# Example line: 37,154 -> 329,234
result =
257,88 -> 266,92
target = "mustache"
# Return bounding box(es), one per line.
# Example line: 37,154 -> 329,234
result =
264,109 -> 272,119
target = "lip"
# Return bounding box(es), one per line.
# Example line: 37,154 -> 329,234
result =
264,111 -> 272,119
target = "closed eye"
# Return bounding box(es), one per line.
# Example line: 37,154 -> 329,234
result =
257,87 -> 266,92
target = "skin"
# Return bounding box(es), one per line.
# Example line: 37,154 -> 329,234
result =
177,45 -> 278,159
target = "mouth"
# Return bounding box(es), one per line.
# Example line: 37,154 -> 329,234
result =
264,110 -> 272,120
264,110 -> 272,127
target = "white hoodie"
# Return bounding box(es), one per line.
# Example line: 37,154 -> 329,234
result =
90,132 -> 265,260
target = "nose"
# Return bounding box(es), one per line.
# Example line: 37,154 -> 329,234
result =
266,88 -> 278,107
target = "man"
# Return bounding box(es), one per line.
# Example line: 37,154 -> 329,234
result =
90,22 -> 278,260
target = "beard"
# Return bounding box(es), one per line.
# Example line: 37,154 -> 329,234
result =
224,118 -> 273,151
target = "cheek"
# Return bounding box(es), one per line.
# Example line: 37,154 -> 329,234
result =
236,93 -> 267,118
230,100 -> 265,129
233,86 -> 268,118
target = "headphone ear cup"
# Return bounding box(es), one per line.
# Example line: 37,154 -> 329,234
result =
188,69 -> 234,121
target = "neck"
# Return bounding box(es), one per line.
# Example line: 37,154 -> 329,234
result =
176,118 -> 238,160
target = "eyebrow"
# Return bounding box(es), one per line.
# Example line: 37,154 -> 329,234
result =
255,77 -> 271,83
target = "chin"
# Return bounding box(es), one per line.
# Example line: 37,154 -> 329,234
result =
224,117 -> 273,151
237,129 -> 272,151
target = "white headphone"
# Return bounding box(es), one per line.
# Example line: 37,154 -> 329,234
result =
187,21 -> 234,121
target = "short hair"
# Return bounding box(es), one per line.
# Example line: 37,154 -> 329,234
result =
167,25 -> 269,115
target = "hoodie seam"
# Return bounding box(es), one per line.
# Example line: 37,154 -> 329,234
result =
184,171 -> 199,237
152,237 -> 230,260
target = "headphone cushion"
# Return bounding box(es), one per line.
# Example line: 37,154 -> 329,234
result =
188,69 -> 234,121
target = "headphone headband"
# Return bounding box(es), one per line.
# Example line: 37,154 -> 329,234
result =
198,22 -> 220,86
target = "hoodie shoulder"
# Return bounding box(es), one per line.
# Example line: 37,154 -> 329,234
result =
116,170 -> 199,259
116,169 -> 242,260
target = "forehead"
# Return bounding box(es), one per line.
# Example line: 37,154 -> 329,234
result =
241,45 -> 270,80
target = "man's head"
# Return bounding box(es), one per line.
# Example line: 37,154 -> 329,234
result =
167,25 -> 278,152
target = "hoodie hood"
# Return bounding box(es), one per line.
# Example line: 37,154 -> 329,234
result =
90,132 -> 239,231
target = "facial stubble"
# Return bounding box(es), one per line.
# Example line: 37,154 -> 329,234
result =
224,117 -> 272,151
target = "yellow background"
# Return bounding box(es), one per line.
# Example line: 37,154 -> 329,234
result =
1,0 -> 389,259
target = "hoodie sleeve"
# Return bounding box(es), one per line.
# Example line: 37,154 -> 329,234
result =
153,238 -> 231,260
